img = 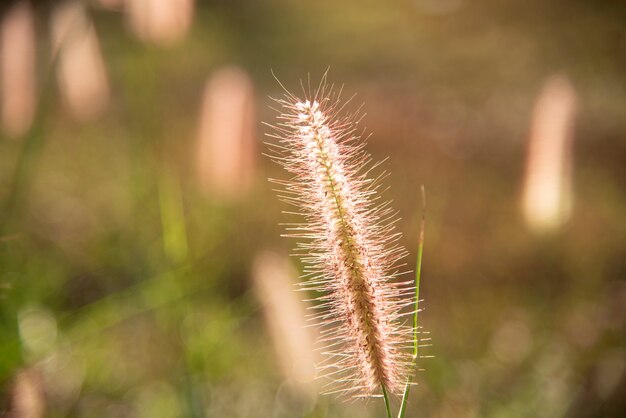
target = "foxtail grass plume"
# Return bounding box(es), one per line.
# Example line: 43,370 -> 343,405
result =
125,0 -> 194,46
51,1 -> 110,121
1,0 -> 37,139
9,369 -> 45,418
252,251 -> 318,393
196,67 -> 256,198
522,75 -> 576,234
266,76 -> 414,398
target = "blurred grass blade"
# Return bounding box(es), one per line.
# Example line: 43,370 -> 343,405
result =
398,185 -> 426,418
158,167 -> 189,265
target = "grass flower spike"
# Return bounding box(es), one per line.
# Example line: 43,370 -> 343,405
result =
266,76 -> 415,399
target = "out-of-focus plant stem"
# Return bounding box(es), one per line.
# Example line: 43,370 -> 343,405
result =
397,185 -> 426,418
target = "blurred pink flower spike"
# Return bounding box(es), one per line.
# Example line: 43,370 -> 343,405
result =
1,1 -> 37,139
196,67 -> 256,199
126,0 -> 194,46
522,75 -> 577,234
11,368 -> 46,418
51,1 -> 110,122
252,251 -> 319,395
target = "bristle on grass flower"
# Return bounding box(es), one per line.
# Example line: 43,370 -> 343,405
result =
265,75 -> 415,399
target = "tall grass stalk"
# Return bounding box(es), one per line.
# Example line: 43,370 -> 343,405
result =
397,186 -> 426,418
266,74 -> 420,408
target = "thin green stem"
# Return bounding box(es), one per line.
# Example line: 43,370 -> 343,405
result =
412,186 -> 426,358
381,384 -> 393,418
397,376 -> 412,418
158,167 -> 189,265
397,186 -> 426,418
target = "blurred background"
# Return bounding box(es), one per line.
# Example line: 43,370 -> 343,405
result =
0,0 -> 625,417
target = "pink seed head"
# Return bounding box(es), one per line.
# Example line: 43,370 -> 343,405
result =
266,77 -> 414,398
